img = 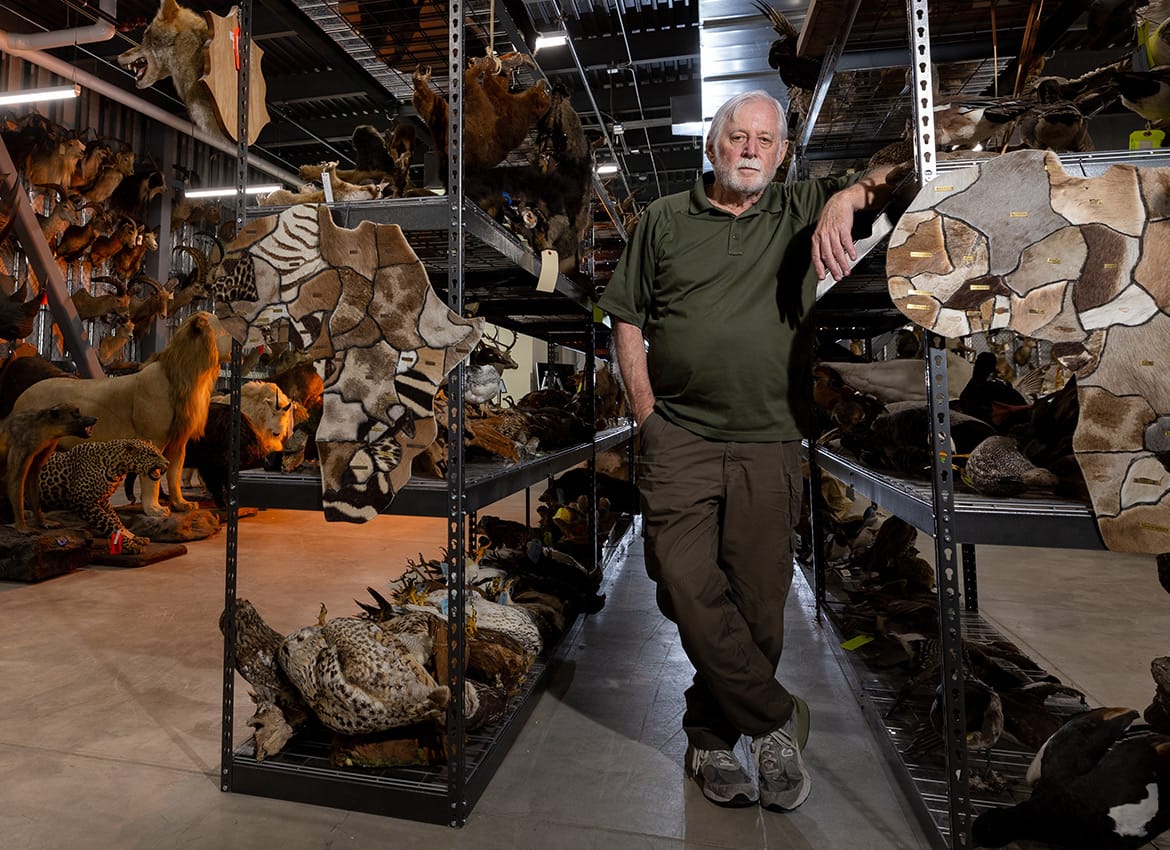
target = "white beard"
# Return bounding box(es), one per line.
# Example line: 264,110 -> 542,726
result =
714,156 -> 777,196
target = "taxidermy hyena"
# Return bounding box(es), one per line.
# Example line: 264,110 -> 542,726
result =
117,0 -> 222,138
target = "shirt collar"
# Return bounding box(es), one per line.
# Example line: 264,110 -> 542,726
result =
689,171 -> 785,216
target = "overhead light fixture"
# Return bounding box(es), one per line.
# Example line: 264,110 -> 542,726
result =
185,184 -> 281,199
596,163 -> 620,175
0,84 -> 81,107
612,123 -> 625,136
533,30 -> 568,51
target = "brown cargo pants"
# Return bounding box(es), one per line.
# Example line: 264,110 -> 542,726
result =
637,411 -> 801,751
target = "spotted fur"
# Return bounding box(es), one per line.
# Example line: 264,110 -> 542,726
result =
39,439 -> 168,554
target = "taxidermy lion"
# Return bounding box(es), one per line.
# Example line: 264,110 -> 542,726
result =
117,0 -> 222,138
13,311 -> 231,517
0,404 -> 96,532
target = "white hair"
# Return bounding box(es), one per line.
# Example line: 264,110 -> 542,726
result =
705,90 -> 789,156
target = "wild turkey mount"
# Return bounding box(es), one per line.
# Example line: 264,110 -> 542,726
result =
202,6 -> 271,145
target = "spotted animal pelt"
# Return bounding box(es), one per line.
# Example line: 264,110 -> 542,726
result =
212,204 -> 483,520
38,439 -> 168,554
886,149 -> 1170,554
277,615 -> 449,735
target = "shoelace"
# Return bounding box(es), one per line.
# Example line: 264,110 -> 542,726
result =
709,749 -> 744,772
756,728 -> 797,776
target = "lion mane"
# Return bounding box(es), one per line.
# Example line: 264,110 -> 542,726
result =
12,311 -> 229,516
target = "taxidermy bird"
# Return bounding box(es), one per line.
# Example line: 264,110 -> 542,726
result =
1115,66 -> 1170,125
974,707 -> 1170,850
1018,100 -> 1095,151
958,352 -> 1029,429
905,680 -> 1005,787
464,364 -> 505,405
932,97 -> 1034,149
962,435 -> 1058,497
827,351 -> 973,405
753,1 -> 820,122
277,606 -> 450,735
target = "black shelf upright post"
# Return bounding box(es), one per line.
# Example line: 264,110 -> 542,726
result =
221,0 -> 253,798
587,320 -> 598,571
446,0 -> 469,827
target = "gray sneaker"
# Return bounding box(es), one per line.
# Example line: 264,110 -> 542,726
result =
753,696 -> 811,811
685,744 -> 758,807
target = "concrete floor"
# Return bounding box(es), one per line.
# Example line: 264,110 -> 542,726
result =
0,496 -> 1165,849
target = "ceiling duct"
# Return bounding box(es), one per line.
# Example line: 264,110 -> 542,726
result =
0,0 -> 115,51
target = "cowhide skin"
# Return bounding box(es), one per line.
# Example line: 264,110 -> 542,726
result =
887,148 -> 1170,554
212,204 -> 482,522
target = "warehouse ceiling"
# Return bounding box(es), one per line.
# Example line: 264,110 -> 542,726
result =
0,0 -> 1139,206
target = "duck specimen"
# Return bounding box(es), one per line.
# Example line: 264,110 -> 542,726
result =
278,606 -> 450,735
1146,656 -> 1170,734
974,707 -> 1170,850
958,352 -> 1030,430
905,679 -> 1006,789
963,435 -> 1058,497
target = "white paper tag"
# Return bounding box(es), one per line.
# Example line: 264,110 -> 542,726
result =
536,249 -> 559,293
322,170 -> 335,204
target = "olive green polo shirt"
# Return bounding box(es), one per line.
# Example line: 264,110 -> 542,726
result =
598,171 -> 861,441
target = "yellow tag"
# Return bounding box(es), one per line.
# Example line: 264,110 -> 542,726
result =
1046,258 -> 1062,264
910,251 -> 933,258
934,185 -> 954,192
969,283 -> 990,290
1029,309 -> 1045,314
840,635 -> 875,651
908,289 -> 931,295
906,304 -> 931,311
1104,263 -> 1118,269
1142,360 -> 1155,366
962,255 -> 975,262
1009,211 -> 1029,217
965,310 -> 983,317
1141,522 -> 1170,533
1134,477 -> 1161,485
592,305 -> 605,322
553,507 -> 573,521
1089,198 -> 1102,205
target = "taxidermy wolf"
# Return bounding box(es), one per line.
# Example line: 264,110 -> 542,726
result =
117,0 -> 252,140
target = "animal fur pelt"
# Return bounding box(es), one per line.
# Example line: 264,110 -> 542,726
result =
117,0 -> 222,138
0,345 -> 73,419
116,0 -> 267,141
0,403 -> 95,531
212,204 -> 482,521
12,311 -> 232,518
888,148 -> 1170,554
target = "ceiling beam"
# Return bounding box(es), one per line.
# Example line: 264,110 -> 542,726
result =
536,29 -> 700,74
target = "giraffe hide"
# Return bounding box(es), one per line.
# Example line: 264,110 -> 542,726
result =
887,149 -> 1170,554
212,204 -> 482,521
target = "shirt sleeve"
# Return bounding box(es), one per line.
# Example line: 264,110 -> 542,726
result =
786,171 -> 866,230
596,204 -> 662,329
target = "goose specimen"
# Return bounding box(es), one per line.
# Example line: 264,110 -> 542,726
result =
974,707 -> 1170,849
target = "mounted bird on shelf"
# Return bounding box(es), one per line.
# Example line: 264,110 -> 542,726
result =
117,0 -> 270,144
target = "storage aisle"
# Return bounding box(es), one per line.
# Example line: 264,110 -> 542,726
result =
0,507 -> 932,849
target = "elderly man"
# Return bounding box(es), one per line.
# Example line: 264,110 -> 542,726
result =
597,90 -> 895,811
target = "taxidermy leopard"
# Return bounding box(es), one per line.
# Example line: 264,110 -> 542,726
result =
38,439 -> 169,554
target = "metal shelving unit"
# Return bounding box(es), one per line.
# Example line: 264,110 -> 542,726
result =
219,0 -> 633,828
798,2 -> 1131,848
238,424 -> 633,514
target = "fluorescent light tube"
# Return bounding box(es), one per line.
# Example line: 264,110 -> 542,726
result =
0,84 -> 81,106
596,163 -> 620,175
185,184 -> 281,198
534,32 -> 568,50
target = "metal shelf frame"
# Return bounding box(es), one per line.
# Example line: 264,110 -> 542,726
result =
238,424 -> 634,515
220,0 -> 630,829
